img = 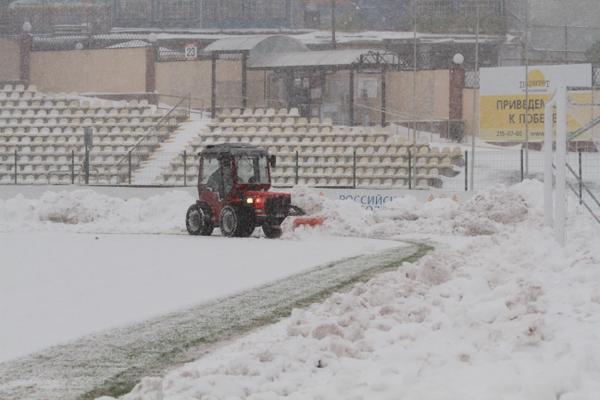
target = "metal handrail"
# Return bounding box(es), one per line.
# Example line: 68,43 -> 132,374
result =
566,181 -> 600,224
566,162 -> 600,208
568,115 -> 600,141
559,161 -> 600,225
551,160 -> 600,224
115,94 -> 191,168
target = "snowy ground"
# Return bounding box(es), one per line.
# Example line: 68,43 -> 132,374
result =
1,181 -> 600,400
94,181 -> 600,400
0,232 -> 398,363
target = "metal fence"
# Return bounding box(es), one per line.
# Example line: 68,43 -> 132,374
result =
3,148 -> 599,198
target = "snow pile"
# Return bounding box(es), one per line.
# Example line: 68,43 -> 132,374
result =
100,180 -> 600,400
0,189 -> 195,233
1,183 -> 529,238
453,186 -> 529,236
291,183 -> 530,238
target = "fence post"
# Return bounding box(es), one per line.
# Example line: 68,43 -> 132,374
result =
353,149 -> 357,188
188,93 -> 192,119
13,149 -> 17,184
84,147 -> 90,185
296,150 -> 300,185
520,148 -> 524,182
128,151 -> 132,185
408,149 -> 412,190
464,150 -> 469,191
71,150 -> 75,184
579,150 -> 583,205
183,151 -> 187,187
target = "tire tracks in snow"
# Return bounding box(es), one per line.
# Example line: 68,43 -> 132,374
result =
0,242 -> 431,400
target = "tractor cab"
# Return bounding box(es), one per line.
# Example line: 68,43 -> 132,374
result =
199,143 -> 275,199
186,143 -> 291,238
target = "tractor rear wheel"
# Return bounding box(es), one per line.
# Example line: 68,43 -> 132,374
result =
262,224 -> 283,239
237,207 -> 256,238
186,203 -> 214,236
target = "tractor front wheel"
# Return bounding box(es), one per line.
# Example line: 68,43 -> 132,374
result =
220,206 -> 255,238
219,206 -> 238,237
186,203 -> 214,236
262,224 -> 283,239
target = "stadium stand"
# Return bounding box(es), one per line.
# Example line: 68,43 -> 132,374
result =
0,83 -> 462,189
0,83 -> 182,184
158,108 -> 464,189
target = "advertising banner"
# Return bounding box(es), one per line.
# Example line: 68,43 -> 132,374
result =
479,64 -> 592,142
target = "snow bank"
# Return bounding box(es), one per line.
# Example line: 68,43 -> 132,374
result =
0,189 -> 195,233
0,183 -> 530,237
103,180 -> 600,400
289,182 -> 530,238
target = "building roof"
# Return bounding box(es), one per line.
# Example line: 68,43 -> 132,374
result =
204,35 -> 308,54
249,48 -> 399,69
204,35 -> 271,52
107,40 -> 149,49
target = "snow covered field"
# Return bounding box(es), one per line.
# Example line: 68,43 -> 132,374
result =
1,181 -> 600,400
0,189 -> 401,363
93,181 -> 600,400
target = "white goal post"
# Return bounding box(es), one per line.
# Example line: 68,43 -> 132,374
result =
544,85 -> 567,246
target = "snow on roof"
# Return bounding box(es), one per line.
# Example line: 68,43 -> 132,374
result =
107,40 -> 150,49
106,40 -> 183,58
102,29 -> 503,46
204,35 -> 308,53
204,35 -> 272,52
295,30 -> 504,45
249,49 -> 394,69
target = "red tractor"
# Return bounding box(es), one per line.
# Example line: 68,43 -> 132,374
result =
185,143 -> 294,239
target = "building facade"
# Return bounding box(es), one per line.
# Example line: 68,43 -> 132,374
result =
301,0 -> 507,33
112,0 -> 304,29
0,0 -> 10,33
503,0 -> 600,65
1,0 -> 111,34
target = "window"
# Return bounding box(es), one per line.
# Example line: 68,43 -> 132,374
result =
161,0 -> 195,19
223,0 -> 244,19
200,156 -> 221,192
255,0 -> 285,19
204,0 -> 219,19
236,155 -> 270,184
117,0 -> 152,19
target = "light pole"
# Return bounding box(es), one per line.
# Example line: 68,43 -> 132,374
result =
331,0 -> 336,49
471,3 -> 480,191
412,0 -> 417,147
524,0 -> 530,177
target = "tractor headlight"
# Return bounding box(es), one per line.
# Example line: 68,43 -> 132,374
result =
246,197 -> 254,204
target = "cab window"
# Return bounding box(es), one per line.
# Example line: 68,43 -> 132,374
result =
236,155 -> 269,184
200,156 -> 220,192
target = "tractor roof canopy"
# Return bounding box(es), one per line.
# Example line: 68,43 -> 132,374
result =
200,143 -> 268,158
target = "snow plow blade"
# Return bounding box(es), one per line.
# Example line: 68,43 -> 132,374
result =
292,216 -> 325,229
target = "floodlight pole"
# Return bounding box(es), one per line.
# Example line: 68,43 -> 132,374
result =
412,0 -> 417,147
524,0 -> 530,177
331,0 -> 337,49
470,3 -> 479,191
564,24 -> 568,63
